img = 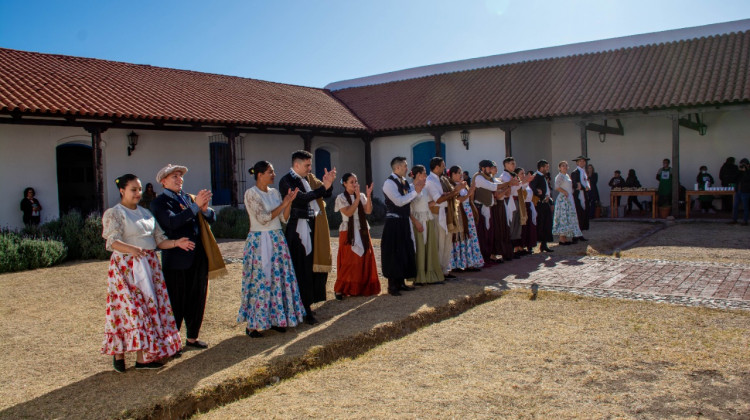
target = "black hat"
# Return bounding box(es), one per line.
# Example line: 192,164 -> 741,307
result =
479,159 -> 496,169
572,155 -> 590,162
740,158 -> 750,165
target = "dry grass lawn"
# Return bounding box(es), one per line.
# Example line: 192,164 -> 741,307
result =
196,289 -> 750,419
0,221 -> 747,419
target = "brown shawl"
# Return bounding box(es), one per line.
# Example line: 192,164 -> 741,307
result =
188,194 -> 227,280
306,174 -> 332,273
448,180 -> 471,243
344,192 -> 371,252
440,176 -> 462,235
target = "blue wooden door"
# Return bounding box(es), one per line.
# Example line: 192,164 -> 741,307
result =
412,141 -> 445,169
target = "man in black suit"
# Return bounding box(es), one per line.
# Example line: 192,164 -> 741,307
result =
530,160 -> 554,253
151,164 -> 215,351
278,150 -> 336,325
569,156 -> 590,241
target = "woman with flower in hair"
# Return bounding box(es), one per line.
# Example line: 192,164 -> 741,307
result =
333,173 -> 380,299
408,165 -> 444,285
447,165 -> 483,271
238,161 -> 306,338
102,174 -> 192,372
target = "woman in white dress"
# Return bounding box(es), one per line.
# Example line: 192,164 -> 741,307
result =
238,161 -> 306,338
552,161 -> 583,245
102,174 -> 193,372
408,165 -> 444,285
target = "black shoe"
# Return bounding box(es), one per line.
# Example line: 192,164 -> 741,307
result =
571,238 -> 579,244
577,237 -> 588,242
271,326 -> 287,333
304,314 -> 318,325
464,267 -> 481,272
559,241 -> 572,246
388,289 -> 402,296
135,361 -> 164,370
185,340 -> 208,349
335,293 -> 343,300
444,274 -> 457,279
245,328 -> 263,338
172,348 -> 183,358
400,285 -> 415,291
113,356 -> 126,373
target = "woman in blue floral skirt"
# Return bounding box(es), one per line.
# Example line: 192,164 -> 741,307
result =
238,161 -> 306,338
552,161 -> 582,245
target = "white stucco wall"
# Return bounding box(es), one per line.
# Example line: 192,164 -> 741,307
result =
0,126 -> 366,229
370,109 -> 748,209
239,133 -> 365,199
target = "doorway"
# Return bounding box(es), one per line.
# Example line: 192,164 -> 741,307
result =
56,144 -> 97,216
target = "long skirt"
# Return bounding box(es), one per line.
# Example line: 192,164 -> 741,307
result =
553,196 -> 583,238
475,204 -> 494,262
381,217 -> 416,280
450,201 -> 484,270
101,250 -> 182,363
491,203 -> 514,261
521,202 -> 538,250
409,219 -> 444,284
335,230 -> 381,296
238,230 -> 306,331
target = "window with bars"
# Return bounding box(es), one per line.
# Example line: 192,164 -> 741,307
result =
209,134 -> 231,205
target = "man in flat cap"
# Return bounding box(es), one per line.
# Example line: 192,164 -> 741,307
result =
151,164 -> 215,351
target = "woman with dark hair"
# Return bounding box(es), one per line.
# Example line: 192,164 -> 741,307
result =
102,174 -> 192,372
552,162 -> 582,245
447,166 -> 483,271
140,183 -> 157,211
408,165 -> 444,285
238,161 -> 305,338
333,173 -> 380,299
20,187 -> 42,226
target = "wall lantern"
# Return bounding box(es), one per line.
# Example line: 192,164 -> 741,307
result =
460,129 -> 470,150
598,132 -> 606,143
697,124 -> 708,136
127,131 -> 139,156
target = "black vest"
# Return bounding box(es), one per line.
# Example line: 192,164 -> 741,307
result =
384,176 -> 411,218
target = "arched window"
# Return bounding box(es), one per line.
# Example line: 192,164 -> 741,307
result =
315,148 -> 332,179
412,141 -> 445,169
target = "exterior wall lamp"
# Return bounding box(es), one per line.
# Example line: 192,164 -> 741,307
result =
460,129 -> 470,150
127,131 -> 139,156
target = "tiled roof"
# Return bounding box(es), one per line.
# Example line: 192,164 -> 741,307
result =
330,31 -> 750,132
0,48 -> 367,131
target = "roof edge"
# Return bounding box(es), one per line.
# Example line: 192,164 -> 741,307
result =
325,19 -> 750,91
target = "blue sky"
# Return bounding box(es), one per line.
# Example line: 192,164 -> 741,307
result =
1,0 -> 749,88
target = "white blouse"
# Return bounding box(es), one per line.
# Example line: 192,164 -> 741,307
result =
244,186 -> 286,232
334,192 -> 369,232
410,190 -> 433,224
555,173 -> 576,206
102,204 -> 166,251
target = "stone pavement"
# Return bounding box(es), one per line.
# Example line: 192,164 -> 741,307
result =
460,254 -> 750,311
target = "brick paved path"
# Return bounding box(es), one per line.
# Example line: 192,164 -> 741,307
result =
465,255 -> 750,311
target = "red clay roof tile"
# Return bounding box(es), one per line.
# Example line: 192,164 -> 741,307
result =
332,32 -> 750,132
0,48 -> 367,131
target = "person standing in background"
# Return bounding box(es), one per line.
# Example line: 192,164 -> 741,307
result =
20,187 -> 42,226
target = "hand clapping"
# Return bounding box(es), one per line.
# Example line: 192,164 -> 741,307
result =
366,183 -> 373,197
322,167 -> 337,189
284,187 -> 300,205
195,189 -> 212,211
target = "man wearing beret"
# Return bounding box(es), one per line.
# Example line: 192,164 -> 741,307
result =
151,164 -> 215,351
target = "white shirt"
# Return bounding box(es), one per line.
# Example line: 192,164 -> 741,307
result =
473,174 -> 498,206
575,166 -> 590,189
244,186 -> 284,232
382,173 -> 417,208
426,172 -> 448,232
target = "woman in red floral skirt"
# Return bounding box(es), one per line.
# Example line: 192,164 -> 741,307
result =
101,174 -> 194,372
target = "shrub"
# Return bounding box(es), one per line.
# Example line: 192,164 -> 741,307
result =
80,213 -> 110,260
0,229 -> 67,273
212,206 -> 249,239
